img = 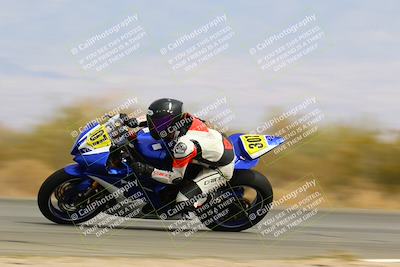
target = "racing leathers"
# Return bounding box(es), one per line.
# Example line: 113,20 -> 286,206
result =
127,114 -> 236,207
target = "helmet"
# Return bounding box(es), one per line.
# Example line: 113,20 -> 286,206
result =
146,98 -> 184,140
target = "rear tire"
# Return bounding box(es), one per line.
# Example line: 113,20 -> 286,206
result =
37,169 -> 105,225
199,169 -> 273,232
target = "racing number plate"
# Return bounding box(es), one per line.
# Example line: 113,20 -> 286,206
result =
87,125 -> 111,149
240,134 -> 269,159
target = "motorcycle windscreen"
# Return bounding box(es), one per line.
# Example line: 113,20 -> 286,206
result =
239,134 -> 284,160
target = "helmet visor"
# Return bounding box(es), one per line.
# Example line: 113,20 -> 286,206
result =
147,114 -> 176,138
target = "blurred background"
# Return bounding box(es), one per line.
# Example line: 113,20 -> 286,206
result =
0,0 -> 399,209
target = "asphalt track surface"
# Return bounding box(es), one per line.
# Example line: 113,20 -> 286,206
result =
0,199 -> 399,260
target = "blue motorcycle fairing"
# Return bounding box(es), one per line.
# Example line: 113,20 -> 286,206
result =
73,152 -> 110,175
69,127 -> 170,176
229,133 -> 285,169
67,123 -> 284,211
64,163 -> 172,209
70,122 -> 100,155
70,122 -> 112,175
134,129 -> 169,166
64,164 -> 86,177
229,134 -> 260,169
70,124 -> 285,175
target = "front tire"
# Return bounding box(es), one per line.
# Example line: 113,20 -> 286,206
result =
38,169 -> 105,225
198,169 -> 273,232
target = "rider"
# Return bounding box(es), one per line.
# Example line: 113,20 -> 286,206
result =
121,98 -> 235,209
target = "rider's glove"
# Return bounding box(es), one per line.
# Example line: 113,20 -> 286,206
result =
120,113 -> 139,128
131,161 -> 154,177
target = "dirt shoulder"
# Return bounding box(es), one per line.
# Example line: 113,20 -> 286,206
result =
0,257 -> 399,267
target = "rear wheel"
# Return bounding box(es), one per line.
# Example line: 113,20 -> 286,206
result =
197,169 -> 273,232
37,169 -> 106,225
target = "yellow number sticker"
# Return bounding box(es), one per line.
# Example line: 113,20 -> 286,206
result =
87,125 -> 111,149
240,135 -> 269,159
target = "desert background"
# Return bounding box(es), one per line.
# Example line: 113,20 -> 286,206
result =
0,99 -> 398,209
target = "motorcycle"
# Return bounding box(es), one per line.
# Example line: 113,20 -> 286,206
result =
38,116 -> 284,232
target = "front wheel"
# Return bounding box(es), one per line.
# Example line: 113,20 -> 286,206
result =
37,169 -> 106,224
197,169 -> 273,232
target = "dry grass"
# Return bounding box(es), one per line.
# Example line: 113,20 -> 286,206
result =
0,257 -> 398,267
0,101 -> 399,210
0,159 -> 53,198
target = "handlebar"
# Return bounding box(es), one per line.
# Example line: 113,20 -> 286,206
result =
104,115 -> 138,146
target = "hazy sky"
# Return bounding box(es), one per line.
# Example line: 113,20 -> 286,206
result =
0,0 -> 399,131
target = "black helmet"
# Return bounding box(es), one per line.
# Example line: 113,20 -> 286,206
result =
146,98 -> 185,140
